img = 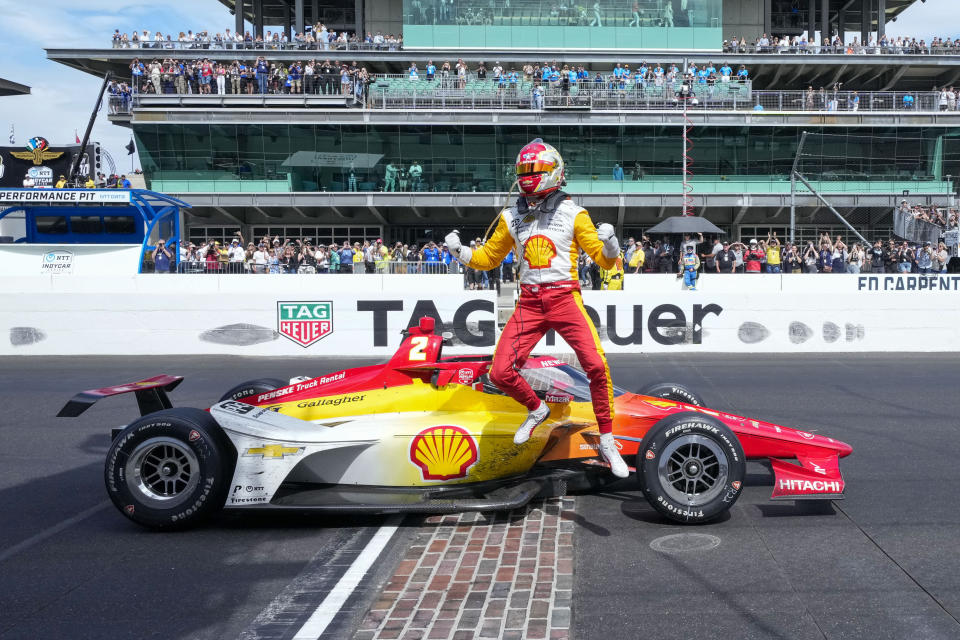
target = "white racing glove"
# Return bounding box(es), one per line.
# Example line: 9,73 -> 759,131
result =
597,223 -> 620,259
445,230 -> 473,264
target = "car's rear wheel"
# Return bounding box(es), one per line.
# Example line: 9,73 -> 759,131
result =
218,378 -> 287,403
638,412 -> 745,524
636,381 -> 705,406
105,408 -> 233,530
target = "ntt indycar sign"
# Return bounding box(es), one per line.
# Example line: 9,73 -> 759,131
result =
0,189 -> 132,204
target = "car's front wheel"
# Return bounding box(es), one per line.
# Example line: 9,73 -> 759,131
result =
104,408 -> 233,530
636,381 -> 705,406
638,412 -> 745,524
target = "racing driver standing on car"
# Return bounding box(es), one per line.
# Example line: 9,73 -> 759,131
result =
445,139 -> 627,477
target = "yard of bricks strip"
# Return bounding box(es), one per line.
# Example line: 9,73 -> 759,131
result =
354,497 -> 575,640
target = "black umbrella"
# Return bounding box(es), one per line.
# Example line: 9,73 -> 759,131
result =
646,216 -> 725,235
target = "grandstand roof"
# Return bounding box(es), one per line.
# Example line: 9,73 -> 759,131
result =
0,77 -> 30,97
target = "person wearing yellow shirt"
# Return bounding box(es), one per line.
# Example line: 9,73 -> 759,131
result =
55,175 -> 67,189
84,177 -> 96,189
627,244 -> 644,273
765,231 -> 782,273
601,252 -> 625,289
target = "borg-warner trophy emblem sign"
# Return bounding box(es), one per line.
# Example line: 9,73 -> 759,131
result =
277,301 -> 334,347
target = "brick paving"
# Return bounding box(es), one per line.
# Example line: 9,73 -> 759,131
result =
353,497 -> 575,640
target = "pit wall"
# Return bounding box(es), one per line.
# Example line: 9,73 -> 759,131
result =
2,273 -> 959,355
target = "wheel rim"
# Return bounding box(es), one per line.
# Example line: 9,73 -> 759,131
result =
125,437 -> 200,508
657,433 -> 728,506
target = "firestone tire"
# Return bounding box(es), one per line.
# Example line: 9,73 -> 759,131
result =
636,382 -> 705,407
218,378 -> 287,403
638,412 -> 745,524
104,408 -> 233,530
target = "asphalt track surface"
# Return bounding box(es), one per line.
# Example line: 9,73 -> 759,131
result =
2,354 -> 960,640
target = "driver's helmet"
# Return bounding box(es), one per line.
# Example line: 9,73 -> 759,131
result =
515,138 -> 564,197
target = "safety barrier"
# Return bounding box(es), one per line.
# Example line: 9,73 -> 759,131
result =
3,274 -> 960,355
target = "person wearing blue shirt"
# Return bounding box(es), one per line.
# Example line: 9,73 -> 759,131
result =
613,64 -> 623,79
719,64 -> 732,81
697,69 -> 709,84
422,243 -> 440,271
613,163 -> 624,180
426,61 -> 436,80
737,65 -> 749,82
339,242 -> 354,274
502,249 -> 515,282
903,94 -> 915,109
409,64 -> 419,80
256,57 -> 269,93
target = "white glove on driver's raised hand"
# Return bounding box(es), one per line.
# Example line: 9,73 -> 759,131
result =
597,223 -> 620,258
445,230 -> 472,264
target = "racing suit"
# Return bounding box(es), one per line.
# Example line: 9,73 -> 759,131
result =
464,191 -> 618,433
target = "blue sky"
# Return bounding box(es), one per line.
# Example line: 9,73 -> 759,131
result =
0,0 -> 955,173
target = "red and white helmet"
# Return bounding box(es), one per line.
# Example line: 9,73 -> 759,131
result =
515,139 -> 564,197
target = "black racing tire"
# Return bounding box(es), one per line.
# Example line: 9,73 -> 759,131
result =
104,408 -> 234,530
636,381 -> 705,407
218,378 -> 287,403
638,412 -> 745,524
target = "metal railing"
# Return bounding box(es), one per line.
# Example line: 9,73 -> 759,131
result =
725,43 -> 960,56
111,88 -> 959,115
170,260 -> 456,274
110,38 -> 401,52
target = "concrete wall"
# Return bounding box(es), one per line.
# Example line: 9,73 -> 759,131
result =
4,273 -> 960,355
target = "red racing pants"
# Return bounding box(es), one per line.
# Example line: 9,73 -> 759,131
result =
489,281 -> 614,434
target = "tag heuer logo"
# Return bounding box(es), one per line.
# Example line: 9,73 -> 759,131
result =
277,301 -> 333,347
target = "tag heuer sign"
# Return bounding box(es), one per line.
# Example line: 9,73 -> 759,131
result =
277,301 -> 333,347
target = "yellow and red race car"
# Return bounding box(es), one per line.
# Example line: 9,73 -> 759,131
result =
60,317 -> 852,530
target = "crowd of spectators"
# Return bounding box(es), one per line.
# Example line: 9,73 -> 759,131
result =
898,200 -> 960,229
167,232 -> 460,276
401,59 -> 750,88
727,33 -> 960,55
111,26 -> 402,51
122,57 -> 372,98
612,230 -> 955,277
152,227 -> 957,280
21,172 -> 135,189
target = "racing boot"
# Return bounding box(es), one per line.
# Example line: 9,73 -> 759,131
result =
514,400 -> 550,445
599,432 -> 629,478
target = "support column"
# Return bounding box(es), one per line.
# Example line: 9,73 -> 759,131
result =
808,0 -> 816,42
355,0 -> 364,39
763,0 -> 771,37
311,0 -> 319,27
877,0 -> 885,41
295,0 -> 304,34
235,0 -> 244,37
285,4 -> 293,40
838,6 -> 846,45
861,0 -> 870,45
254,0 -> 263,38
820,0 -> 829,45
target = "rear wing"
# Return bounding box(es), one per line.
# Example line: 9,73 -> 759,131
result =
57,375 -> 184,418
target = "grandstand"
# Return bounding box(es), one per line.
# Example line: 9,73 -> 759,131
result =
48,0 -> 958,245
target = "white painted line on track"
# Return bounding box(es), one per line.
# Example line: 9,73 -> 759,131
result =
293,515 -> 403,640
0,500 -> 110,564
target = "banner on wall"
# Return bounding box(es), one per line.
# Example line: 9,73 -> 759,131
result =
2,274 -> 960,355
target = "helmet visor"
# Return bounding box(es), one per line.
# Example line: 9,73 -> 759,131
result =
516,158 -> 557,176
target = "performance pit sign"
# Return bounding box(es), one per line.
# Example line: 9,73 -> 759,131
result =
0,189 -> 132,204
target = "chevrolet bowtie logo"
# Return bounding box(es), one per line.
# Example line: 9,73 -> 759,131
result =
244,444 -> 304,459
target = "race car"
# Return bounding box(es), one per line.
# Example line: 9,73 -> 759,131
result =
59,316 -> 852,530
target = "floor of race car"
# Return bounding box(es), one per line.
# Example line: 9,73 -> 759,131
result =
2,354 -> 960,640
